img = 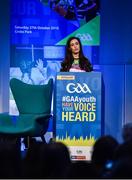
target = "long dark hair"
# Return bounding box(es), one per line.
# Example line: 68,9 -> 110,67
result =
60,36 -> 93,72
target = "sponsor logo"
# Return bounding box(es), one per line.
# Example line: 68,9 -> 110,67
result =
57,75 -> 75,80
71,155 -> 86,160
66,83 -> 91,94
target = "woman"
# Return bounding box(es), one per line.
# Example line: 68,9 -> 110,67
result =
60,36 -> 93,72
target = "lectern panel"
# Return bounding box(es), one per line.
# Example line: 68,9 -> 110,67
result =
54,72 -> 102,160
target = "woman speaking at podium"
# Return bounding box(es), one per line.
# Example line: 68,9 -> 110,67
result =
60,36 -> 93,72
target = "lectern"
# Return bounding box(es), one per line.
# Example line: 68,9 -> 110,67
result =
54,72 -> 102,160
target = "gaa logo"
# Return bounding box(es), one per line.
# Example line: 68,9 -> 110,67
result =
66,83 -> 91,94
76,150 -> 82,154
76,33 -> 93,42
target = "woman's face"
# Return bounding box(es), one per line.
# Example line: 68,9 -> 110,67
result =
69,39 -> 80,55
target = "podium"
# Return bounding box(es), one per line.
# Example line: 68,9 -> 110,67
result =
54,72 -> 102,160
